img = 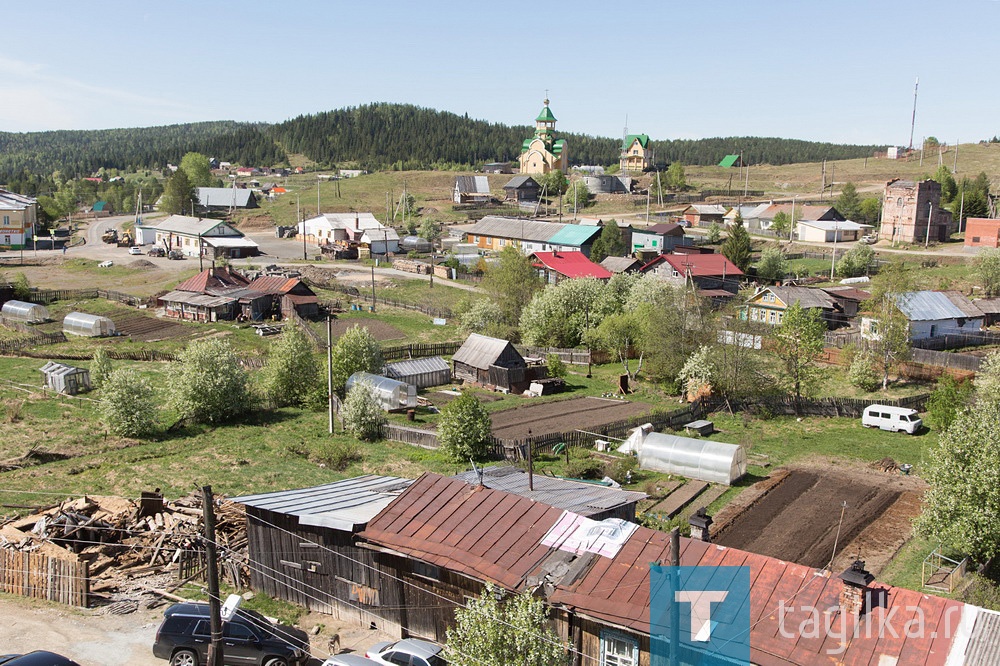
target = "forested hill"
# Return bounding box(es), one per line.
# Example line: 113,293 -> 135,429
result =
0,122 -> 282,183
0,103 -> 883,182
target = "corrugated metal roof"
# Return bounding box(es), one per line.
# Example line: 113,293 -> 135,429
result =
455,176 -> 490,194
0,189 -> 36,210
360,473 -> 974,665
663,253 -> 743,277
159,290 -> 237,307
467,216 -> 563,243
203,236 -> 259,249
531,251 -> 612,279
547,224 -> 601,247
196,187 -> 255,208
600,257 -> 642,273
768,286 -> 837,310
152,215 -> 228,237
451,466 -> 645,517
896,291 -> 971,321
174,267 -> 250,294
964,608 -> 1000,665
452,333 -> 521,370
503,175 -> 538,189
384,356 -> 450,379
634,223 -> 684,236
233,475 -> 412,532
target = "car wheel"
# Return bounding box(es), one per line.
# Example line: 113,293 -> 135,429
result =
263,658 -> 289,666
170,650 -> 199,666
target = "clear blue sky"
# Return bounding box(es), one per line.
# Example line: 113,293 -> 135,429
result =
2,0 -> 998,146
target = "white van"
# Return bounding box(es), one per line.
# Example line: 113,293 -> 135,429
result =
862,404 -> 922,434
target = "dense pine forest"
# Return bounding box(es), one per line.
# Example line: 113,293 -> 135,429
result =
0,103 -> 884,183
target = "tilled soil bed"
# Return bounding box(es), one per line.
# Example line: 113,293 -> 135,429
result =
490,396 -> 652,439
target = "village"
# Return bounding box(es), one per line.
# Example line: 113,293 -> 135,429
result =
2,98 -> 1000,666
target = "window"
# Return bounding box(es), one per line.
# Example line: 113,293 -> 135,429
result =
768,311 -> 777,324
600,630 -> 638,666
2,216 -> 9,226
224,623 -> 257,641
973,237 -> 981,243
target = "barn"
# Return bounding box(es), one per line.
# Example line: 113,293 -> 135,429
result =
452,333 -> 538,392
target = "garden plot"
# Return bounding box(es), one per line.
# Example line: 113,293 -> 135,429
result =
489,396 -> 652,440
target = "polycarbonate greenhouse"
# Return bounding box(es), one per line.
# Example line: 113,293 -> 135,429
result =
1,300 -> 49,323
39,361 -> 91,395
63,312 -> 117,337
618,426 -> 747,485
345,372 -> 418,412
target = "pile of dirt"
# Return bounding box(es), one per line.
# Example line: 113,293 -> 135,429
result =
127,259 -> 157,270
235,213 -> 275,230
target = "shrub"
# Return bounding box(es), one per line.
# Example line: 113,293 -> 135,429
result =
565,455 -> 605,480
848,350 -> 881,392
341,381 -> 386,441
168,338 -> 250,424
546,353 -> 567,378
312,440 -> 362,470
330,325 -> 384,395
3,399 -> 24,424
605,456 -> 638,484
90,348 -> 112,388
260,324 -> 319,407
100,368 -> 157,437
438,391 -> 492,462
926,376 -> 973,430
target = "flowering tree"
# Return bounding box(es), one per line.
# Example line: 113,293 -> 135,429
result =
341,381 -> 386,441
261,324 -> 319,407
100,368 -> 157,437
168,338 -> 249,424
438,391 -> 492,462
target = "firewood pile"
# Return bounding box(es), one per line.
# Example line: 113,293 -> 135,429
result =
391,259 -> 432,275
0,490 -> 249,607
872,457 -> 899,473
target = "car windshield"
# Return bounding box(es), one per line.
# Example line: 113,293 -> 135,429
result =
906,414 -> 919,422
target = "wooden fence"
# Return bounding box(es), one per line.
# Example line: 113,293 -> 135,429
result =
910,348 -> 982,372
381,341 -> 463,361
0,331 -> 67,354
0,549 -> 89,607
517,346 -> 593,365
913,330 -> 1000,351
316,281 -> 453,318
703,393 -> 929,418
10,348 -> 177,362
382,424 -> 440,449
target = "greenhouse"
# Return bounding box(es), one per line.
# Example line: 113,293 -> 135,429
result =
39,361 -> 91,395
63,312 -> 117,337
617,424 -> 747,485
1,300 -> 49,323
345,372 -> 418,412
384,356 -> 451,389
400,236 -> 433,253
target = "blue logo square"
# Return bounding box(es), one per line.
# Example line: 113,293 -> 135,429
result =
650,566 -> 751,666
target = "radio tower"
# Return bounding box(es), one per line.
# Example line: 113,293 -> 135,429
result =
908,77 -> 919,151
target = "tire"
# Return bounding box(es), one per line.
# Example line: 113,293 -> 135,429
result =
170,650 -> 198,666
263,658 -> 289,666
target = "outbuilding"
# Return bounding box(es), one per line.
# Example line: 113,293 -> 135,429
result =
1,300 -> 49,323
452,333 -> 535,392
383,356 -> 451,389
618,424 -> 747,485
345,372 -> 418,411
39,361 -> 91,395
63,312 -> 117,337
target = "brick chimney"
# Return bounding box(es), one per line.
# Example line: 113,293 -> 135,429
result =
689,508 -> 713,542
838,560 -> 874,617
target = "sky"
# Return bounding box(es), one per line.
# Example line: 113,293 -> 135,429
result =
2,0 -> 998,147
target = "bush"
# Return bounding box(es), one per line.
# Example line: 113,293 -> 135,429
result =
341,381 -> 386,441
260,324 -> 319,407
438,391 -> 492,462
312,440 -> 362,470
546,353 -> 567,378
848,350 -> 881,392
90,348 -> 112,388
12,273 -> 30,300
565,455 -> 605,480
168,338 -> 250,424
605,456 -> 638,484
330,325 -> 384,395
100,368 -> 157,437
926,376 -> 973,430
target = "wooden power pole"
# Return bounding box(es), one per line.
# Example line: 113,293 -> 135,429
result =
203,485 -> 224,666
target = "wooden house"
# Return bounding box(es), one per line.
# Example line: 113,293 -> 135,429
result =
630,223 -> 688,253
233,476 -> 413,633
680,204 -> 728,227
502,175 -> 541,202
619,134 -> 651,174
530,251 -> 612,284
745,285 -> 840,327
452,333 -> 537,392
246,275 -> 320,319
150,215 -> 260,259
453,176 -> 491,204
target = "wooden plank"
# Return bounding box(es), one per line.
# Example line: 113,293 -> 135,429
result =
648,481 -> 709,518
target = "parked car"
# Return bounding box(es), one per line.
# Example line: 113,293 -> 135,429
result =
322,655 -> 382,666
128,246 -> 143,255
147,246 -> 166,257
365,639 -> 446,666
860,234 -> 878,244
0,652 -> 82,665
152,602 -> 309,666
167,250 -> 185,260
861,404 -> 922,434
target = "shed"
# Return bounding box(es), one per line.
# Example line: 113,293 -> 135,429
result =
452,333 -> 529,391
63,312 -> 116,337
39,361 -> 91,395
400,236 -> 433,253
1,300 -> 49,323
618,424 -> 746,485
345,372 -> 418,411
384,356 -> 451,389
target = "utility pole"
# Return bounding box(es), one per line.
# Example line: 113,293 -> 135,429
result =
327,315 -> 334,435
743,156 -> 750,199
953,139 -> 959,174
370,265 -> 376,313
925,202 -> 933,248
317,178 -> 321,217
908,77 -> 919,151
645,187 -> 650,224
830,221 -> 839,281
821,160 -> 826,197
202,485 -> 224,666
790,197 -> 797,242
959,190 -> 966,232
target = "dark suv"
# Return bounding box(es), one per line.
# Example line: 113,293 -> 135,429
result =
152,602 -> 309,666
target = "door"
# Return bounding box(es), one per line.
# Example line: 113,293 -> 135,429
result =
221,622 -> 262,665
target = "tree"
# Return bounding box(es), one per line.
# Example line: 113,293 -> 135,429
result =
100,368 -> 158,437
975,351 -> 1000,406
341,381 -> 386,441
160,169 -> 195,215
933,165 -> 957,205
835,182 -> 862,220
858,197 -> 882,225
836,244 -> 875,278
566,180 -> 591,210
705,222 -> 722,244
926,376 -> 973,430
665,162 -> 687,190
90,348 -> 113,388
179,152 -> 213,188
545,353 -> 566,379
330,325 -> 384,395
587,311 -> 646,380
446,583 -> 567,666
589,221 -> 627,263
711,310 -> 769,400
771,302 -> 825,414
481,246 -> 543,334
458,298 -> 507,337
260,324 -> 319,407
438,391 -> 492,462
917,403 -> 1000,561
866,262 -> 913,390
770,211 -> 791,236
12,273 -> 30,300
720,220 -> 752,272
520,278 -> 607,348
975,247 -> 1000,297
168,339 -> 250,424
847,348 -> 880,392
756,246 -> 789,281
677,345 -> 713,399
538,169 -> 568,196
418,218 -> 442,243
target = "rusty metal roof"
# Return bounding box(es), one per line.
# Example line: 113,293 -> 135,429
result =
360,473 -> 973,666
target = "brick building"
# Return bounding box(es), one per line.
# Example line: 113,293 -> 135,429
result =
878,178 -> 954,244
965,217 -> 1000,248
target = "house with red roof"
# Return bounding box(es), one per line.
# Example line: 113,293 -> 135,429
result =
158,267 -> 318,322
530,251 -> 612,284
642,253 -> 743,300
347,473 -> 995,666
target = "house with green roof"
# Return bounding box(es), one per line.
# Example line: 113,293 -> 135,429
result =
718,154 -> 744,168
620,134 -> 651,173
518,99 -> 568,175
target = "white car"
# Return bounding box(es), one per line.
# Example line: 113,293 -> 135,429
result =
365,639 -> 446,666
127,246 -> 143,255
323,655 -> 383,666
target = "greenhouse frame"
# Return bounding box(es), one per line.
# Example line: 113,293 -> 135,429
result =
1,300 -> 49,323
63,312 -> 117,337
39,361 -> 91,395
345,372 -> 418,412
400,235 -> 433,253
618,425 -> 747,485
